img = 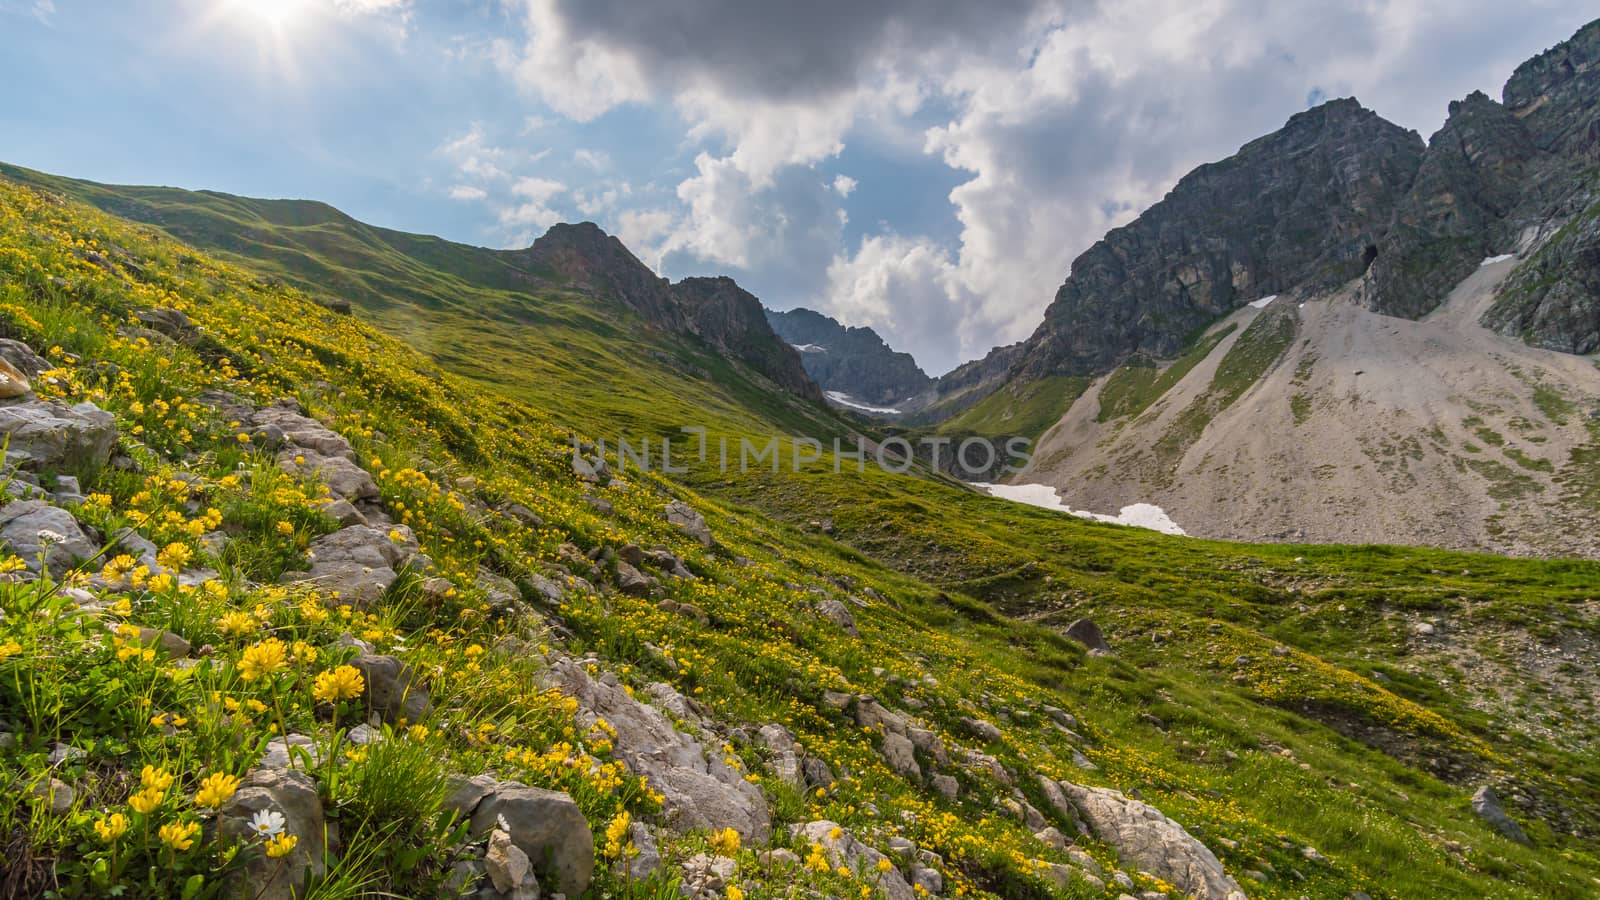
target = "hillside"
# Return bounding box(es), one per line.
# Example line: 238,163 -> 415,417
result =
3,164 -> 1600,900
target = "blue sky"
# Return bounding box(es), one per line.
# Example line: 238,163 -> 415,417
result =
2,0 -> 1594,375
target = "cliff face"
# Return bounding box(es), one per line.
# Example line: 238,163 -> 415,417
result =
1012,99 -> 1426,380
765,307 -> 931,406
674,278 -> 826,404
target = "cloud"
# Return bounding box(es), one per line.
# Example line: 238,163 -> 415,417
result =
573,148 -> 611,171
448,185 -> 488,201
494,0 -> 1594,372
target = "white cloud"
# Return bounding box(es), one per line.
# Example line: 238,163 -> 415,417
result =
832,174 -> 857,197
448,184 -> 488,201
573,148 -> 611,171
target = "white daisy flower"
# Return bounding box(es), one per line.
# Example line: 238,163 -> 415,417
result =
249,809 -> 286,838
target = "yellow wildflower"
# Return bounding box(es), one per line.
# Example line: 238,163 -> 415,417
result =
708,826 -> 740,857
312,665 -> 364,702
238,638 -> 287,681
94,813 -> 130,841
141,765 -> 174,792
193,772 -> 241,809
265,832 -> 298,858
159,820 -> 200,851
128,787 -> 164,814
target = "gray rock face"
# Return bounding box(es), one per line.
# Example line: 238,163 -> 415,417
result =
793,821 -> 913,900
469,782 -> 593,898
1064,618 -> 1110,653
664,500 -> 714,547
816,598 -> 859,636
285,524 -> 422,607
0,399 -> 116,472
484,827 -> 541,900
0,501 -> 97,575
547,656 -> 771,841
0,340 -> 49,379
766,307 -> 932,407
0,358 -> 29,399
881,732 -> 921,781
1057,782 -> 1246,900
218,767 -> 326,900
1013,98 -> 1424,382
1471,785 -> 1532,844
350,651 -> 432,726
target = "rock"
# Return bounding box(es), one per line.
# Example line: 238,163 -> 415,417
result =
758,723 -> 805,789
442,773 -> 498,821
906,726 -> 948,764
1056,782 -> 1246,899
1064,618 -> 1110,653
909,864 -> 944,896
1471,786 -> 1531,844
28,775 -> 75,815
0,399 -> 116,472
793,821 -> 913,900
548,657 -> 770,841
324,498 -> 369,527
0,357 -> 30,399
882,732 -> 921,780
135,307 -> 197,341
476,568 -> 520,608
930,774 -> 960,800
816,598 -> 859,636
0,339 -> 49,378
627,821 -> 661,882
680,852 -> 737,898
664,500 -> 714,546
278,448 -> 379,503
0,501 -> 97,576
802,756 -> 836,791
501,503 -> 544,528
260,733 -> 323,768
351,652 -> 431,726
615,560 -> 656,596
959,716 -> 1003,743
285,524 -> 422,607
469,782 -> 594,897
219,767 -> 326,900
658,598 -> 709,624
1036,826 -> 1070,850
135,627 -> 191,658
485,827 -> 541,899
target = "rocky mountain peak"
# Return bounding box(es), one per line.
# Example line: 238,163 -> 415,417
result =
1011,97 -> 1424,380
765,307 -> 931,407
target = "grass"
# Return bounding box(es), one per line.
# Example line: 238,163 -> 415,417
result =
1095,325 -> 1238,423
1,169 -> 1598,900
936,376 -> 1092,440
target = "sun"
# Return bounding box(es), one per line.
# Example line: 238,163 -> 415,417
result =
228,0 -> 312,29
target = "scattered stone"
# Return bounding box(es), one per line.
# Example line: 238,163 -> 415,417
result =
351,652 -> 432,726
0,501 -> 97,576
219,767 -> 326,900
260,734 -> 324,769
627,821 -> 662,882
930,774 -> 960,800
615,560 -> 656,596
1471,786 -> 1531,844
285,524 -> 423,607
484,827 -> 541,899
959,716 -> 1003,743
816,598 -> 859,636
29,776 -> 75,815
1057,782 -> 1246,899
658,598 -> 709,624
0,357 -> 31,399
0,339 -> 49,378
442,773 -> 498,821
0,399 -> 116,472
882,732 -> 921,780
1064,618 -> 1111,653
793,821 -> 913,900
664,500 -> 714,546
469,782 -> 595,897
758,723 -> 805,789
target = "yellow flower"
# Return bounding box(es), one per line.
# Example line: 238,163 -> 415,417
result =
94,813 -> 130,841
291,640 -> 318,664
238,638 -> 287,681
156,542 -> 192,571
0,640 -> 21,659
877,857 -> 894,874
159,820 -> 200,852
217,610 -> 254,637
141,765 -> 175,792
727,887 -> 744,900
827,826 -> 842,842
265,832 -> 298,858
193,772 -> 241,809
407,724 -> 429,741
603,811 -> 632,859
312,665 -> 364,702
708,826 -> 740,857
275,521 -> 294,535
128,787 -> 164,814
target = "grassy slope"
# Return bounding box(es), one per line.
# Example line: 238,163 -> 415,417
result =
2,171 -> 1598,899
935,376 -> 1093,441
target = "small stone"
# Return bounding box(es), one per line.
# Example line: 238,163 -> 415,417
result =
29,776 -> 75,815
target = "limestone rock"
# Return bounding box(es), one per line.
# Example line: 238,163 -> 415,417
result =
793,821 -> 913,900
664,500 -> 714,546
351,652 -> 432,726
0,357 -> 30,399
469,782 -> 594,898
816,598 -> 859,636
484,827 -> 541,899
1064,618 -> 1110,653
882,732 -> 921,780
0,399 -> 116,472
285,524 -> 422,607
1471,785 -> 1531,844
1056,782 -> 1246,899
0,501 -> 97,576
219,767 -> 326,900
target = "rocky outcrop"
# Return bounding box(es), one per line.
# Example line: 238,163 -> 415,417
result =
793,821 -> 914,900
467,782 -> 595,897
664,500 -> 714,547
1472,785 -> 1532,844
1056,782 -> 1246,900
1013,99 -> 1424,381
766,307 -> 931,406
0,399 -> 116,473
218,767 -> 326,900
547,657 -> 771,841
0,501 -> 97,576
284,524 -> 424,607
675,277 -> 825,404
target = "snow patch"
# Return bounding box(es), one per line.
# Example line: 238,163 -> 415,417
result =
976,482 -> 1187,536
1248,295 -> 1279,309
1480,254 -> 1516,266
824,391 -> 902,415
791,343 -> 827,353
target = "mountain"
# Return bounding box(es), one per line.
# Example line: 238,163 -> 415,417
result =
765,307 -> 932,408
927,18 -> 1600,555
6,161 -> 1600,900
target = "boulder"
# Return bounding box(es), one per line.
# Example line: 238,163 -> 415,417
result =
285,524 -> 422,607
0,501 -> 97,576
0,340 -> 49,378
469,782 -> 594,897
0,400 -> 116,472
0,357 -> 29,399
615,560 -> 656,596
351,652 -> 432,726
1471,786 -> 1531,844
28,775 -> 75,815
882,732 -> 921,780
930,774 -> 960,800
664,500 -> 714,546
218,767 -> 326,900
278,449 -> 379,503
547,657 -> 770,841
758,723 -> 804,789
958,717 -> 1003,744
793,821 -> 913,900
1064,618 -> 1110,653
816,599 -> 859,636
1056,782 -> 1246,899
484,827 -> 541,899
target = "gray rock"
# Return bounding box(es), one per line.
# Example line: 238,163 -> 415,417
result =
29,775 -> 75,816
469,782 -> 594,898
910,864 -> 943,896
1471,785 -> 1531,844
485,827 -> 541,899
816,598 -> 859,636
351,652 -> 432,726
0,339 -> 49,378
627,821 -> 661,882
285,524 -> 422,607
0,501 -> 96,576
278,448 -> 379,503
664,500 -> 713,546
793,821 -> 913,900
615,560 -> 656,596
547,657 -> 770,841
260,733 -> 323,769
882,732 -> 921,780
219,767 -> 326,900
1057,781 -> 1246,899
930,774 -> 960,800
958,716 -> 1003,743
442,773 -> 498,821
1064,618 -> 1110,653
0,399 -> 116,472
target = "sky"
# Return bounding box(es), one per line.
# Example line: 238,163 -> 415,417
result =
1,1 -> 1594,376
